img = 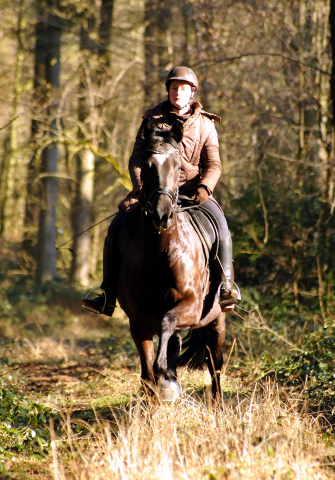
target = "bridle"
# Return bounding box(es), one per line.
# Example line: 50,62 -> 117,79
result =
142,148 -> 181,216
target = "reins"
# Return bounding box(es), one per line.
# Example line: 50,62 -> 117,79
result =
56,195 -> 196,253
56,211 -> 118,251
174,203 -> 198,213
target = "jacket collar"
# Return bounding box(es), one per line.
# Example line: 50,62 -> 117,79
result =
144,100 -> 220,124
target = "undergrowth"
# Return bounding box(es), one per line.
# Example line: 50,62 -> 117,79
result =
0,384 -> 50,472
229,292 -> 335,417
267,320 -> 335,410
0,273 -> 335,477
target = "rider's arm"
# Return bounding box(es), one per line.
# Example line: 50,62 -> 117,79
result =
128,121 -> 146,192
198,120 -> 222,194
118,122 -> 146,211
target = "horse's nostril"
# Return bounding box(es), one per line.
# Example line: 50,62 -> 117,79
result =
153,211 -> 169,230
161,214 -> 169,226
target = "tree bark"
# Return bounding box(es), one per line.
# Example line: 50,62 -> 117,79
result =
23,13 -> 47,260
329,0 -> 335,204
70,150 -> 95,286
98,0 -> 114,68
36,7 -> 61,283
0,0 -> 25,240
144,0 -> 171,107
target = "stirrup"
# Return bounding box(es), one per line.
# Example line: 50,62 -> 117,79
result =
82,287 -> 103,310
82,287 -> 116,315
218,280 -> 241,308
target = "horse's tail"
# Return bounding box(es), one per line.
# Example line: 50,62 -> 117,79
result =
177,328 -> 206,370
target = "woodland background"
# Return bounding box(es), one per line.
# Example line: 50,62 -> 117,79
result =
1,0 -> 335,311
2,1 -> 335,477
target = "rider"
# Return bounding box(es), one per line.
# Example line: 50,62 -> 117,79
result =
83,66 -> 241,316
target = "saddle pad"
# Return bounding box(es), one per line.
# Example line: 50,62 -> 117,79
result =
185,206 -> 220,263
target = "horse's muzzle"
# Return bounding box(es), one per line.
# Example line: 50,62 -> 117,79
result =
153,210 -> 174,231
153,196 -> 175,230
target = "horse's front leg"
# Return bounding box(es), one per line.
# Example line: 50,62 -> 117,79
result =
129,323 -> 155,393
154,312 -> 182,400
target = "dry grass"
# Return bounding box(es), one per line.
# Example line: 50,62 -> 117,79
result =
49,374 -> 335,480
0,291 -> 334,480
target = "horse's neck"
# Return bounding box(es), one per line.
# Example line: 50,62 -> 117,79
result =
139,211 -> 179,252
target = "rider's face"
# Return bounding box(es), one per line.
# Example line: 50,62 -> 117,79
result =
169,81 -> 193,110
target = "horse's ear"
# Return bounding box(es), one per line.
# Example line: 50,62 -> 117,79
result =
141,118 -> 156,141
170,119 -> 184,144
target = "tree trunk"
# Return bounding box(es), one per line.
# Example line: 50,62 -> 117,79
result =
23,14 -> 47,260
70,3 -> 96,286
70,0 -> 115,286
70,150 -> 95,286
36,140 -> 58,282
0,0 -> 25,240
329,0 -> 335,205
144,0 -> 171,107
36,8 -> 61,283
98,0 -> 114,68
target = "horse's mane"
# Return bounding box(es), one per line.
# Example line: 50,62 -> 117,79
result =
146,129 -> 180,150
141,118 -> 183,152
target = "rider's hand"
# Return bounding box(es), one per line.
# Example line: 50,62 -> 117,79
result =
194,186 -> 210,205
118,190 -> 141,211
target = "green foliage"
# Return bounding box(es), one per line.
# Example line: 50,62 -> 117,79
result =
266,320 -> 335,407
231,173 -> 335,311
0,384 -> 50,459
0,276 -> 84,334
232,301 -> 335,410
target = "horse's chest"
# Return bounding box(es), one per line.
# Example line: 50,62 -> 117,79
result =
118,220 -> 208,321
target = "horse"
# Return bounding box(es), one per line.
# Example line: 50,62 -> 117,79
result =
117,119 -> 226,400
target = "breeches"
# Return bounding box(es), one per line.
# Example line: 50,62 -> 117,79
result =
202,199 -> 229,240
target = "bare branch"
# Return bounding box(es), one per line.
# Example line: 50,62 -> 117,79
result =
194,52 -> 330,76
0,116 -> 19,131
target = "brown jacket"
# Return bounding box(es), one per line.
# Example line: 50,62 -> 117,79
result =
128,100 -> 222,197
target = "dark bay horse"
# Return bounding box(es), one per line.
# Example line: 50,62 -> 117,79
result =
117,119 -> 225,400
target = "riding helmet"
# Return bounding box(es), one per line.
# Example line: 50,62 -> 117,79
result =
165,66 -> 198,92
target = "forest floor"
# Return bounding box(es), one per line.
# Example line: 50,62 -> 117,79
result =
0,272 -> 335,479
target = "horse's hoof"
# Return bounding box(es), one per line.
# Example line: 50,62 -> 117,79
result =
159,380 -> 183,401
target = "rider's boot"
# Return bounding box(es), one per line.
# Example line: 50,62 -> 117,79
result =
82,242 -> 118,316
217,232 -> 241,311
82,212 -> 124,317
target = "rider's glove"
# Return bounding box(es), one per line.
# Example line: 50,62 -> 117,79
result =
118,189 -> 141,211
194,184 -> 211,205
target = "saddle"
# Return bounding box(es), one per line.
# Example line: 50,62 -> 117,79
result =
178,196 -> 220,267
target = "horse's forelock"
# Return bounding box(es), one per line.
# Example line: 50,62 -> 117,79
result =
146,130 -> 180,152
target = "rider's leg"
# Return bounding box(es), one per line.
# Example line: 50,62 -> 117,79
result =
82,211 -> 125,316
201,199 -> 241,309
216,232 -> 241,308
